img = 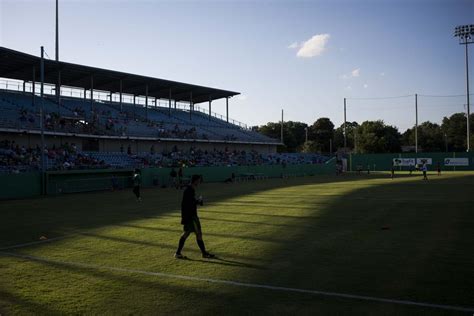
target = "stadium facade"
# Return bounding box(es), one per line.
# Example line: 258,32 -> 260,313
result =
0,47 -> 280,156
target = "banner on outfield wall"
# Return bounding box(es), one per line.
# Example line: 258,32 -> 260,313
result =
393,158 -> 415,166
444,158 -> 469,166
416,158 -> 432,165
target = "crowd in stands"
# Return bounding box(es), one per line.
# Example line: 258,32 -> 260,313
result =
136,146 -> 328,168
0,140 -> 108,173
0,140 -> 328,173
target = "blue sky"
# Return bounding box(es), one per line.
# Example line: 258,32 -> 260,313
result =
1,0 -> 473,131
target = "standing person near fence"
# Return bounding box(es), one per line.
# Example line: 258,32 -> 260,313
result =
422,163 -> 428,180
132,169 -> 142,201
175,175 -> 215,259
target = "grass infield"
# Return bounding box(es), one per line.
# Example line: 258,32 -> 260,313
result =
0,172 -> 473,315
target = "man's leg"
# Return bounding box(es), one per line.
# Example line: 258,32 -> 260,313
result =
176,231 -> 190,257
195,227 -> 215,258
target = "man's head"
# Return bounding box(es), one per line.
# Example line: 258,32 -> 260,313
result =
191,174 -> 202,187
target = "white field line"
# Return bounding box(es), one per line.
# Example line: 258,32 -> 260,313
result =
0,233 -> 76,251
1,251 -> 473,313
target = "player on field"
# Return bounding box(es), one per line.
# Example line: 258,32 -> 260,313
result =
391,162 -> 395,179
422,163 -> 428,180
175,175 -> 215,259
437,162 -> 441,176
132,169 -> 142,201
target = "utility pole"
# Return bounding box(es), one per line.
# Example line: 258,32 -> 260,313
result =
281,109 -> 284,144
454,25 -> 473,152
343,98 -> 347,148
415,93 -> 418,153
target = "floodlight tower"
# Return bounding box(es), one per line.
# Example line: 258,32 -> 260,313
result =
454,24 -> 474,152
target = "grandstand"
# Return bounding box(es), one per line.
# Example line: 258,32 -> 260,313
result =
0,47 -> 329,173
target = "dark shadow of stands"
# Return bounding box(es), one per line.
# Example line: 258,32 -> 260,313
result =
3,173 -> 473,313
0,173 -> 396,249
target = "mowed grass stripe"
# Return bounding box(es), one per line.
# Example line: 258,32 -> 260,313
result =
1,173 -> 473,314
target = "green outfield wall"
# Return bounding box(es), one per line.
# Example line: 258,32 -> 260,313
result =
0,160 -> 336,199
0,172 -> 42,200
349,152 -> 474,171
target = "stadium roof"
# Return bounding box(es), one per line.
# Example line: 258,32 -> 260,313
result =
0,46 -> 240,104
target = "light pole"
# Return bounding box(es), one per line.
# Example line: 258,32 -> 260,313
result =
454,24 -> 474,152
305,127 -> 308,143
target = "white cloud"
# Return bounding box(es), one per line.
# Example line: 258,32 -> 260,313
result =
294,34 -> 330,58
363,83 -> 368,88
237,95 -> 247,101
340,68 -> 361,80
380,72 -> 385,76
288,42 -> 298,49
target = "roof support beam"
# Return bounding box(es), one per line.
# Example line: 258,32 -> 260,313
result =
168,88 -> 172,117
226,97 -> 229,123
209,97 -> 212,121
119,79 -> 123,112
90,75 -> 94,112
145,84 -> 148,120
189,91 -> 193,120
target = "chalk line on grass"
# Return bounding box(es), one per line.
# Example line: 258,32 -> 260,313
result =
0,233 -> 76,251
1,251 -> 473,313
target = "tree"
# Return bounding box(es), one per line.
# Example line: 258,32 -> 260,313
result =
401,121 -> 444,152
355,120 -> 401,153
441,113 -> 474,152
333,121 -> 359,150
308,118 -> 334,153
301,141 -> 319,153
256,121 -> 308,152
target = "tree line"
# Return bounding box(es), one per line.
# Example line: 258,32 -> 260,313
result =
253,112 -> 474,154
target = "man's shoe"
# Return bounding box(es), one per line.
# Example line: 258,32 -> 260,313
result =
202,252 -> 216,259
174,253 -> 187,259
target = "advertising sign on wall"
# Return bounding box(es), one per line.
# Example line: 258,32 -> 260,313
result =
416,158 -> 432,165
444,158 -> 469,166
393,158 -> 415,166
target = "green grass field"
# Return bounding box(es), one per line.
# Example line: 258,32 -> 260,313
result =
1,172 -> 473,315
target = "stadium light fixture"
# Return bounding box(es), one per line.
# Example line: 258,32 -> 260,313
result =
454,24 -> 474,152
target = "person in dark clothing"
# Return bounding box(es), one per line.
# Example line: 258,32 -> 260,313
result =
170,168 -> 178,189
175,175 -> 215,259
132,169 -> 141,201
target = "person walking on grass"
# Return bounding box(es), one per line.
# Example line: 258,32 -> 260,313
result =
175,174 -> 215,259
132,169 -> 142,201
391,162 -> 395,179
437,162 -> 441,176
422,163 -> 428,180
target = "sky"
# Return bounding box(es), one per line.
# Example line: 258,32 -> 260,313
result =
1,0 -> 473,131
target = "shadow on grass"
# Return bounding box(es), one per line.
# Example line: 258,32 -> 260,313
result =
0,174 -> 403,248
236,173 -> 474,312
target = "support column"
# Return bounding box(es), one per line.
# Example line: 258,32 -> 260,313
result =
32,67 -> 36,106
174,99 -> 176,109
169,88 -> 172,117
23,81 -> 26,92
226,97 -> 229,122
208,97 -> 212,121
145,84 -> 148,120
90,75 -> 94,113
57,69 -> 61,113
119,79 -> 123,112
189,91 -> 193,120
133,95 -> 136,106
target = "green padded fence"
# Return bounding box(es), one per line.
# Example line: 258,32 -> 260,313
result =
350,152 -> 474,172
0,160 -> 336,199
0,172 -> 41,200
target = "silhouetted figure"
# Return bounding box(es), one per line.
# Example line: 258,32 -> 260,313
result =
175,175 -> 215,259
